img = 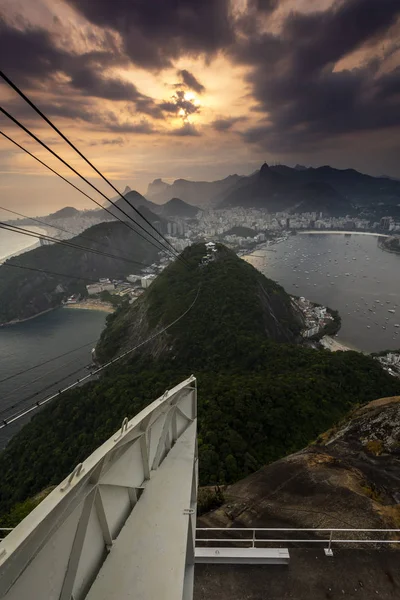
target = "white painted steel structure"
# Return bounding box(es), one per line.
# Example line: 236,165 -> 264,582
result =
195,547 -> 290,564
196,527 -> 400,558
0,376 -> 197,600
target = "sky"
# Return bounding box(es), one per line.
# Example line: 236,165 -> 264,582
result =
0,0 -> 400,215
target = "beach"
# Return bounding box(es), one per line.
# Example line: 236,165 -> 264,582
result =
63,300 -> 115,314
320,335 -> 356,352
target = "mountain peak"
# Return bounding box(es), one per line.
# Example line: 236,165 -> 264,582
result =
161,197 -> 200,218
96,243 -> 304,365
47,206 -> 80,220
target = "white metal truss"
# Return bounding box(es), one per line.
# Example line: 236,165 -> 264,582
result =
0,376 -> 197,600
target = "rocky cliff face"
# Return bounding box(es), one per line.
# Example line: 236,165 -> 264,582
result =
200,396 -> 400,531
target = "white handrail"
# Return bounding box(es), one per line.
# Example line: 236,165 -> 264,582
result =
196,538 -> 400,544
196,527 -> 400,532
195,527 -> 400,556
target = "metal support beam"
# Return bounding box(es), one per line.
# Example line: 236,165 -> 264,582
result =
59,488 -> 98,600
95,490 -> 113,550
139,433 -> 151,480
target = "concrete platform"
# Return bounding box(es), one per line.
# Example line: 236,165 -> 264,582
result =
194,548 -> 400,600
195,547 -> 290,564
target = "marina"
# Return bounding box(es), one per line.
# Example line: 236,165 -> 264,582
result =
246,233 -> 400,353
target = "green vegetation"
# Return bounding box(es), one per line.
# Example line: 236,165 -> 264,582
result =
0,488 -> 54,529
197,487 -> 225,516
0,221 -> 159,324
1,243 -> 400,521
98,290 -> 127,308
365,440 -> 384,456
96,243 -> 302,366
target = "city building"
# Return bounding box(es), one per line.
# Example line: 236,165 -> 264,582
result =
141,275 -> 157,289
380,216 -> 392,230
303,326 -> 320,338
65,294 -> 81,304
126,274 -> 142,283
86,280 -> 115,295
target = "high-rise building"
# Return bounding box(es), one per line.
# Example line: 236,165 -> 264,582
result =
380,216 -> 392,230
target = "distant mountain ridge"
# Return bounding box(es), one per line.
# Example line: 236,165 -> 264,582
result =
109,190 -> 159,216
146,164 -> 400,215
219,163 -> 400,214
146,174 -> 243,206
46,207 -> 80,220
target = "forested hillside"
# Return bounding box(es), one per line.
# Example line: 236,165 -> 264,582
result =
1,244 -> 400,520
96,243 -> 304,365
0,221 -> 159,324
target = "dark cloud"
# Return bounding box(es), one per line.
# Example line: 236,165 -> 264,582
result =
89,137 -> 124,146
65,0 -> 234,69
0,18 -> 121,86
1,92 -> 159,136
251,0 -> 279,11
177,69 -> 205,94
233,0 -> 400,152
68,68 -> 164,117
105,120 -> 159,134
0,19 -> 164,119
170,122 -> 200,136
159,90 -> 200,118
212,116 -> 247,132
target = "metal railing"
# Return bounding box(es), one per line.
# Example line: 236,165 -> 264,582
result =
196,528 -> 400,556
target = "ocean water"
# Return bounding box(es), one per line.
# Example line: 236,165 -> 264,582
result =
246,233 -> 400,353
0,226 -> 46,260
0,308 -> 107,449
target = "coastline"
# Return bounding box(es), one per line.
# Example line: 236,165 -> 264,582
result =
320,335 -> 360,353
0,228 -> 46,262
0,307 -> 58,327
298,230 -> 390,238
378,237 -> 400,256
63,301 -> 114,314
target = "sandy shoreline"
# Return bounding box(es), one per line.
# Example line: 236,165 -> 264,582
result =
320,335 -> 359,352
298,230 -> 390,238
63,302 -> 114,314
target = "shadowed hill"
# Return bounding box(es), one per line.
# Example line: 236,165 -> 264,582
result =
0,221 -> 160,324
95,243 -> 304,366
220,163 -> 349,215
159,197 -> 201,218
